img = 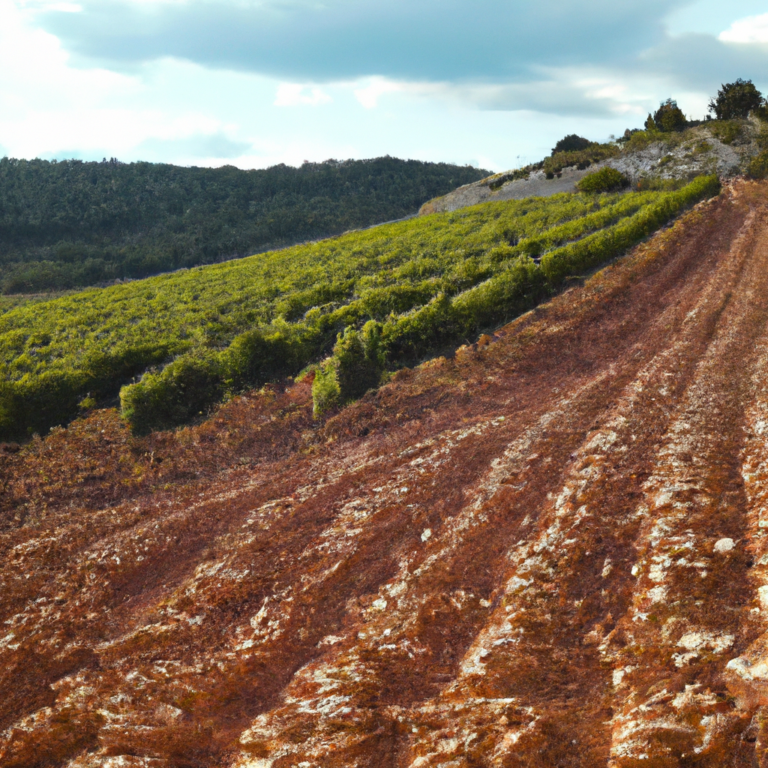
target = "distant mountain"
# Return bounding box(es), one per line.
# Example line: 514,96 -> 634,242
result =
0,156 -> 488,294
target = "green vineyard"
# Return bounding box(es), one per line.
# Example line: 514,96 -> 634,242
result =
0,175 -> 720,439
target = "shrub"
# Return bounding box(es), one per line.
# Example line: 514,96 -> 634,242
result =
0,381 -> 21,441
746,151 -> 768,180
334,322 -> 386,401
552,135 -> 592,154
120,352 -> 225,434
453,257 -> 545,334
709,120 -> 741,146
544,145 -> 619,176
10,371 -> 86,441
623,130 -> 654,152
360,283 -> 438,319
82,344 -> 174,398
223,326 -> 316,391
647,99 -> 687,132
617,129 -> 642,144
312,361 -> 340,416
577,168 -> 629,194
381,293 -> 459,367
709,79 -> 763,120
312,322 -> 386,415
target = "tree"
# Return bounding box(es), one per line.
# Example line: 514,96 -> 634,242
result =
648,99 -> 687,132
551,135 -> 592,155
709,79 -> 764,120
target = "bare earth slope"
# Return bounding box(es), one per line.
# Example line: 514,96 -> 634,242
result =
5,180 -> 768,766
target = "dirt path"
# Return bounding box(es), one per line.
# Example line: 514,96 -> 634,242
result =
3,180 -> 768,767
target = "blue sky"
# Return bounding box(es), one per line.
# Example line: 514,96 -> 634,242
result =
2,0 -> 768,172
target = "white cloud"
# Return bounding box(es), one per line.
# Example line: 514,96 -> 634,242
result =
354,78 -> 402,109
274,83 -> 332,107
719,12 -> 768,44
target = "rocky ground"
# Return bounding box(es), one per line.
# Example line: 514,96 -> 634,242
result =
422,120 -> 763,215
3,180 -> 768,766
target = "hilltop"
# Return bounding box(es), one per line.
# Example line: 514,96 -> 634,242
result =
422,116 -> 767,214
4,180 -> 768,765
0,156 -> 487,294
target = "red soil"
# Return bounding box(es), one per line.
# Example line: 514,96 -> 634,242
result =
3,179 -> 768,767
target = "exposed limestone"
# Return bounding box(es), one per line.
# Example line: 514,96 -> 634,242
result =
421,121 -> 764,215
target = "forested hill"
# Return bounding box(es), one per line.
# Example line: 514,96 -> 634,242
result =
0,156 -> 487,294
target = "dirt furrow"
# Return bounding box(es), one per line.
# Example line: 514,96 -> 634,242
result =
387,202 -> 767,768
605,207 -> 768,765
227,189 -> 761,767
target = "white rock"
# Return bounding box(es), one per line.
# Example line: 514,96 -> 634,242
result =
421,528 -> 432,542
714,538 -> 735,554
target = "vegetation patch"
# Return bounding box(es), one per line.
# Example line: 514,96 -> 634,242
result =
0,156 -> 487,295
543,145 -> 619,177
576,168 -> 630,194
0,176 -> 720,438
746,151 -> 768,180
709,120 -> 742,146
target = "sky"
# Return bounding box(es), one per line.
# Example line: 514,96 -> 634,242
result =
2,0 -> 768,172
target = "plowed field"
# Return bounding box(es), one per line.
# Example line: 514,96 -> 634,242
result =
4,179 -> 768,767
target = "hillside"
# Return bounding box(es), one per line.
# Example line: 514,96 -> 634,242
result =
0,156 -> 487,294
0,177 -> 719,441
422,117 -> 766,214
3,179 -> 768,766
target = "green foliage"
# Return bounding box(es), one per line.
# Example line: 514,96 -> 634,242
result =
552,135 -> 592,154
623,130 -> 655,152
0,156 -> 488,294
336,322 -> 385,400
540,175 -> 720,285
312,362 -> 341,416
543,145 -> 619,177
223,326 -> 317,391
746,151 -> 768,180
576,168 -> 629,194
648,99 -> 687,133
0,177 -> 721,438
709,79 -> 764,120
380,293 -> 459,367
313,321 -> 386,414
709,120 -> 742,146
120,352 -> 225,435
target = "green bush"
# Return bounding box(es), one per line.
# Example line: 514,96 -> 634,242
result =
381,293 -> 459,367
648,99 -> 687,133
120,352 -> 225,434
709,79 -> 763,120
709,120 -> 741,146
746,151 -> 768,180
312,361 -> 341,416
453,257 -> 545,334
544,145 -> 619,176
577,168 -> 629,194
312,322 -> 386,414
223,326 -> 316,391
552,135 -> 592,154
